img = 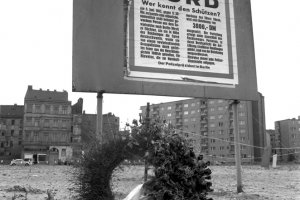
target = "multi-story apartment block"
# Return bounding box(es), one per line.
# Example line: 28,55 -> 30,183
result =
140,94 -> 266,163
266,129 -> 277,155
23,86 -> 72,164
275,118 -> 300,162
0,104 -> 24,162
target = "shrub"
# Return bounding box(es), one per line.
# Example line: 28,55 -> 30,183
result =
73,138 -> 132,200
73,120 -> 213,200
143,132 -> 213,200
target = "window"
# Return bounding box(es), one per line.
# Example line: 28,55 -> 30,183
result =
210,123 -> 215,128
219,146 -> 225,150
161,107 -> 164,111
218,106 -> 224,111
210,131 -> 215,135
45,105 -> 51,113
0,142 -> 4,148
184,104 -> 189,108
26,117 -> 32,123
211,139 -> 216,143
44,119 -> 50,127
239,112 -> 245,117
62,120 -> 67,128
218,115 -> 223,119
184,111 -> 189,115
191,110 -> 196,114
167,113 -> 172,117
184,118 -> 189,122
209,100 -> 214,104
218,130 -> 224,134
25,131 -> 31,139
191,118 -> 196,122
218,100 -> 223,103
18,141 -> 22,145
241,137 -> 246,141
19,130 -> 22,136
26,104 -> 33,113
34,118 -> 39,127
11,120 -> 15,125
61,149 -> 66,157
10,141 -> 13,147
218,122 -> 224,127
167,106 -> 172,110
209,116 -> 216,120
44,132 -> 49,137
53,119 -> 58,127
11,130 -> 14,136
35,105 -> 41,113
210,147 -> 216,151
239,120 -> 246,125
240,129 -> 246,134
53,106 -> 59,114
191,103 -> 195,107
210,108 -> 215,112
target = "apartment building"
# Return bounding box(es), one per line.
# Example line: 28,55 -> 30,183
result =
275,118 -> 300,162
23,86 -> 72,164
140,94 -> 266,163
0,104 -> 24,162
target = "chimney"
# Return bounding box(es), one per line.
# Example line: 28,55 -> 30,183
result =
28,85 -> 33,90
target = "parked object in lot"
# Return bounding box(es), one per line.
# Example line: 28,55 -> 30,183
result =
10,159 -> 33,166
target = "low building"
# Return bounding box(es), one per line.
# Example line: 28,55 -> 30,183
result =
0,104 -> 24,163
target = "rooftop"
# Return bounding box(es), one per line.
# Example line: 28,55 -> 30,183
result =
0,104 -> 24,118
24,85 -> 69,102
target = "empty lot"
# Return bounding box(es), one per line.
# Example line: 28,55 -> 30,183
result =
0,164 -> 299,200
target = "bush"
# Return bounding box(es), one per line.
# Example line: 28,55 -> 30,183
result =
143,132 -> 213,200
73,120 -> 213,200
73,138 -> 132,200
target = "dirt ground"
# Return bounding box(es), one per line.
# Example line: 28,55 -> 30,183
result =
0,164 -> 299,200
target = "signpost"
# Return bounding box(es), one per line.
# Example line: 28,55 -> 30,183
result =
73,0 -> 258,101
73,0 -> 258,193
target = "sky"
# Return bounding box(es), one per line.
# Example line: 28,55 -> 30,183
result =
0,0 -> 300,130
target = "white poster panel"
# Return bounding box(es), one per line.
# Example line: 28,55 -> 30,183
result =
130,0 -> 238,85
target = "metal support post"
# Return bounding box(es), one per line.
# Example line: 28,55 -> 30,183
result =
144,102 -> 150,182
96,91 -> 104,144
232,100 -> 243,193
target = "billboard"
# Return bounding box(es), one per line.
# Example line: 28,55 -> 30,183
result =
128,0 -> 238,85
73,0 -> 258,100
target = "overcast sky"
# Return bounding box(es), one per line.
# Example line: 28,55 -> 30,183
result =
0,0 -> 300,130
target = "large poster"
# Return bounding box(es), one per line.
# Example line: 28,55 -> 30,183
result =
129,0 -> 238,85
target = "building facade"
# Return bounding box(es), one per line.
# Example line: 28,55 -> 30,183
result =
23,86 -> 72,164
0,105 -> 24,163
275,118 -> 300,162
140,94 -> 266,163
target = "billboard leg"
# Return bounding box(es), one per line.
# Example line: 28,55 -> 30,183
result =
97,91 -> 104,144
231,100 -> 243,193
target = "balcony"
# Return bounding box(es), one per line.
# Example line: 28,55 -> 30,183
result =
200,111 -> 208,116
152,111 -> 159,115
175,107 -> 182,111
200,104 -> 207,108
201,132 -> 208,136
